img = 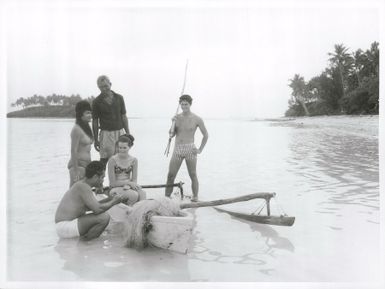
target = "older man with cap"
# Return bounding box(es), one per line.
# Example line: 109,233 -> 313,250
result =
92,75 -> 130,166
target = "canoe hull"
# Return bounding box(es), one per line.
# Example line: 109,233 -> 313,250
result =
215,207 -> 295,226
107,203 -> 194,253
148,211 -> 194,254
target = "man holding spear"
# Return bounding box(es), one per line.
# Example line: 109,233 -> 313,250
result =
165,94 -> 208,202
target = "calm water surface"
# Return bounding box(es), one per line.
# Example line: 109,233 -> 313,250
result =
6,116 -> 380,282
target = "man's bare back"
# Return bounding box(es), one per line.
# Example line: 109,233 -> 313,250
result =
55,182 -> 92,223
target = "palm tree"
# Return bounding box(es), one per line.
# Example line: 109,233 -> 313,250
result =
365,41 -> 379,77
289,74 -> 310,116
328,44 -> 353,99
352,49 -> 365,86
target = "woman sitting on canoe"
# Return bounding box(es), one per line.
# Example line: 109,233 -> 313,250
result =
107,134 -> 146,205
68,100 -> 94,187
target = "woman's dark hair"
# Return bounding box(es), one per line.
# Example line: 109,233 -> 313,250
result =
85,161 -> 105,178
118,134 -> 135,147
75,100 -> 93,140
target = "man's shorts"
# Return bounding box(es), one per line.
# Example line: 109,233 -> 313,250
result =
55,219 -> 80,238
99,129 -> 125,159
173,143 -> 197,160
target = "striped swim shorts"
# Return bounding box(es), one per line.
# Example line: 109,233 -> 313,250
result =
173,143 -> 197,160
99,129 -> 125,159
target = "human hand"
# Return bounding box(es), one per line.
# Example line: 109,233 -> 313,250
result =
94,186 -> 104,195
73,168 -> 82,182
94,140 -> 100,152
112,194 -> 123,204
192,148 -> 201,155
124,182 -> 140,190
102,186 -> 111,195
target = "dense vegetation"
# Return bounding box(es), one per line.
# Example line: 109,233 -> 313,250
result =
7,94 -> 95,118
286,42 -> 379,117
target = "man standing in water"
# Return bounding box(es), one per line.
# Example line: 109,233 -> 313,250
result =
55,161 -> 122,240
92,75 -> 130,166
165,94 -> 209,201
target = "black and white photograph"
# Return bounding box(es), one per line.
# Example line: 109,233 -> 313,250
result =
0,0 -> 383,288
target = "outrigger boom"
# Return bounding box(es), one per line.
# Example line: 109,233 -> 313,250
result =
180,192 -> 295,227
98,183 -> 295,227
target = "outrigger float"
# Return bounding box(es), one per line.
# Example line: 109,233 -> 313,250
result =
104,183 -> 295,253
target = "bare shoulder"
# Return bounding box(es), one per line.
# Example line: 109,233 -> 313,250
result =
192,113 -> 204,124
71,124 -> 83,136
129,156 -> 138,164
73,182 -> 92,196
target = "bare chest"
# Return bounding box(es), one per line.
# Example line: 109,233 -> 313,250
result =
176,117 -> 197,133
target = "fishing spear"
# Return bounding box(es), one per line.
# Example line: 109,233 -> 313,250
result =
164,59 -> 189,156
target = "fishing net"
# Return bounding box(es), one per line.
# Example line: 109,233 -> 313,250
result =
123,197 -> 181,249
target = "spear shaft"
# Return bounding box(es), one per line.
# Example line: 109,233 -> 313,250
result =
164,60 -> 189,156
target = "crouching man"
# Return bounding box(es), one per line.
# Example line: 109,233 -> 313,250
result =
55,161 -> 122,240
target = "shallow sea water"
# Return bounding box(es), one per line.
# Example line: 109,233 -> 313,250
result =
6,116 -> 380,282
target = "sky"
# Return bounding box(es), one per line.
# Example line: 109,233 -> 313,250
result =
2,0 -> 381,118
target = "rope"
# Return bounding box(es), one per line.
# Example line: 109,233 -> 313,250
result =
251,196 -> 287,216
251,200 -> 266,216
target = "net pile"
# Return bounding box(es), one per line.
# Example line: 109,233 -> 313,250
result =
123,197 -> 181,249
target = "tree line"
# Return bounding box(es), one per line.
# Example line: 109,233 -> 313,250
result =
11,94 -> 95,108
286,42 -> 379,117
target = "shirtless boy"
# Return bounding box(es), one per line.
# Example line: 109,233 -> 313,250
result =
165,94 -> 209,201
55,161 -> 122,240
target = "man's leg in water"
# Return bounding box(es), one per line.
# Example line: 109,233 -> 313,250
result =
165,155 -> 183,197
186,157 -> 198,201
78,212 -> 110,241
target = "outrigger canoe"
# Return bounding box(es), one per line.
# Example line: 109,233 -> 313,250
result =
148,210 -> 194,254
105,184 -> 295,253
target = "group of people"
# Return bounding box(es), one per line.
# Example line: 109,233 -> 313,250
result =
55,75 -> 209,241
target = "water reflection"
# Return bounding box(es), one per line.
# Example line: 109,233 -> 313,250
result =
189,208 -> 294,275
287,123 -> 378,210
54,232 -> 191,281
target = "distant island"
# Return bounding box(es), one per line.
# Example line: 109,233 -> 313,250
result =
7,105 -> 75,118
7,94 -> 94,118
286,42 -> 379,117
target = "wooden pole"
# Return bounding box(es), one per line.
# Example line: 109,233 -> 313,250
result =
141,182 -> 184,189
180,192 -> 276,209
165,59 -> 189,156
266,198 -> 271,216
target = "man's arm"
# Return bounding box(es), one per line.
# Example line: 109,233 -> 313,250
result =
197,117 -> 209,153
168,115 -> 178,138
70,127 -> 81,171
92,118 -> 100,152
119,95 -> 130,134
122,114 -> 130,135
79,186 -> 121,214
